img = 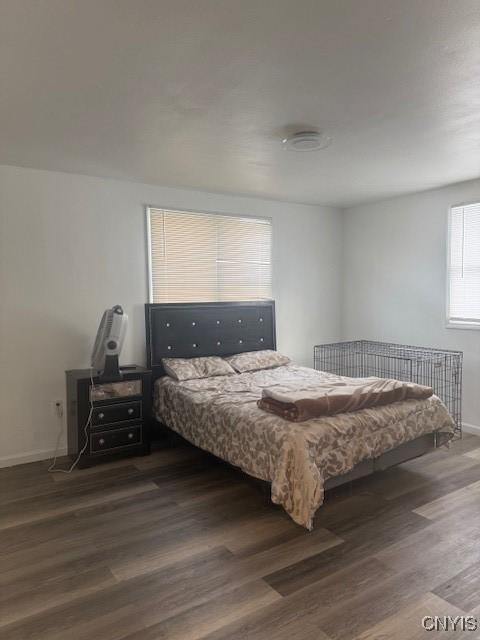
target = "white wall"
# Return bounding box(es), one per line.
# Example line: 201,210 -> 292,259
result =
0,165 -> 343,467
343,177 -> 480,429
4,163 -> 478,466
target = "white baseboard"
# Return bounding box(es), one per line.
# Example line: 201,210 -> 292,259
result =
0,447 -> 68,469
462,423 -> 480,437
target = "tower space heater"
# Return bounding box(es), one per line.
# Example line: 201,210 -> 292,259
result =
91,305 -> 128,381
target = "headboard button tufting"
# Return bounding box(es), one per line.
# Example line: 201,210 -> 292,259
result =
145,300 -> 276,380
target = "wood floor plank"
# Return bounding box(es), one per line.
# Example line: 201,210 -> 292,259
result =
110,519 -> 342,581
0,461 -> 52,482
413,479 -> 480,521
119,580 -> 281,640
375,526 -> 480,589
0,487 -> 274,582
235,526 -> 342,579
359,454 -> 480,501
433,560 -> 480,613
290,556 -> 396,611
464,446 -> 480,461
191,594 -> 332,640
1,435 -> 480,640
0,546 -> 235,640
200,557 -> 393,639
388,462 -> 480,512
265,505 -> 430,596
0,476 -> 159,530
228,522 -> 302,558
48,457 -> 135,481
311,562 -> 476,640
265,564 -> 428,640
0,497 -> 181,580
0,529 -> 341,640
0,464 -> 147,506
0,562 -> 117,627
0,488 -> 173,561
315,492 -> 391,533
0,512 -> 82,556
446,433 -> 480,456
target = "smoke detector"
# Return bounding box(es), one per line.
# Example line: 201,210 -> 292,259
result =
281,130 -> 332,151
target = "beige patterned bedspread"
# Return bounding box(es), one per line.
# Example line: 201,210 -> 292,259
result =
154,365 -> 454,529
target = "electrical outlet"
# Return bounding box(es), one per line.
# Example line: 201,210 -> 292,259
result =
51,400 -> 64,419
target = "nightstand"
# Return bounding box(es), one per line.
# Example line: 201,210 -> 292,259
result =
66,365 -> 152,468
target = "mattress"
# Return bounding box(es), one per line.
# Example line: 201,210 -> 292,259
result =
153,364 -> 454,529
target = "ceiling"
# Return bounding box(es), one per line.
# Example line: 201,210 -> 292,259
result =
1,0 -> 480,207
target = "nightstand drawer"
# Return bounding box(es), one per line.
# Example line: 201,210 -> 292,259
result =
90,425 -> 142,453
91,401 -> 142,427
90,379 -> 142,402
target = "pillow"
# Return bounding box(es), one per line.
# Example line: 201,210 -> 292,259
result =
225,350 -> 290,373
162,356 -> 235,381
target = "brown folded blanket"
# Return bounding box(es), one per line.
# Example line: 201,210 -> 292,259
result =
257,376 -> 434,422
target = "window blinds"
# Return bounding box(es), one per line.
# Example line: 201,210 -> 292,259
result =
148,208 -> 272,303
448,202 -> 480,325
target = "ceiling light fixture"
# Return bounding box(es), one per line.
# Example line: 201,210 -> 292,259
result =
281,130 -> 332,152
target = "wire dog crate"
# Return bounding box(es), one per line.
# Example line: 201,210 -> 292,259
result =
314,340 -> 462,437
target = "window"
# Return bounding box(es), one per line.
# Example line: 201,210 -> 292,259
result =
448,201 -> 480,327
147,207 -> 272,303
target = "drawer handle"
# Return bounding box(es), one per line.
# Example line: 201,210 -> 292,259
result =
127,408 -> 134,415
128,432 -> 134,439
98,412 -> 105,420
99,438 -> 105,446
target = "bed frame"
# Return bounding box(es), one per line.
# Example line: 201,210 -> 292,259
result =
145,300 -> 440,493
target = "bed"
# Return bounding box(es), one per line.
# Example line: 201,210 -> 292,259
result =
146,301 -> 455,529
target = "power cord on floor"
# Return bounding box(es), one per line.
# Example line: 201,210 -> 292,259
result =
48,369 -> 94,474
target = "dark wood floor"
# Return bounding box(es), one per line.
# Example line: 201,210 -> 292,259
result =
2,435 -> 480,639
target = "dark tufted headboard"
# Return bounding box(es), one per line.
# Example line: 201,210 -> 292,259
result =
145,300 -> 276,380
